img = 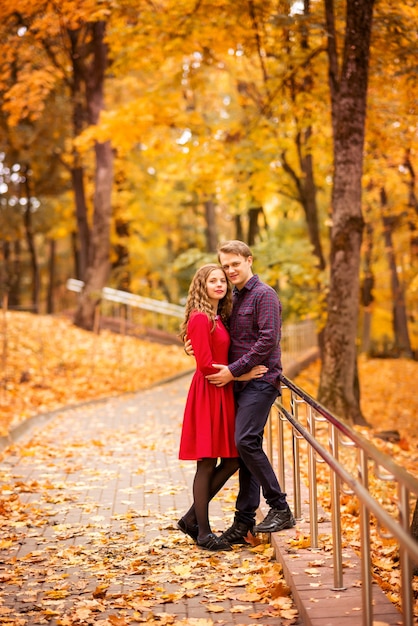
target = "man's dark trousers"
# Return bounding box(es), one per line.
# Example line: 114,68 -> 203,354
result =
234,379 -> 287,526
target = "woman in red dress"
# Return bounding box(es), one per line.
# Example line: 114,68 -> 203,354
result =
178,264 -> 266,551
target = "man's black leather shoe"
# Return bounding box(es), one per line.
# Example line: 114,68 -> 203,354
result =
254,505 -> 296,533
219,520 -> 255,545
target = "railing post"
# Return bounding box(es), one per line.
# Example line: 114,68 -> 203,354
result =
277,403 -> 286,492
329,423 -> 346,591
290,392 -> 302,521
266,408 -> 273,471
398,482 -> 413,626
276,374 -> 418,624
307,404 -> 319,549
358,448 -> 373,625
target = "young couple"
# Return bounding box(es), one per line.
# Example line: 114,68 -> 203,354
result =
178,240 -> 295,551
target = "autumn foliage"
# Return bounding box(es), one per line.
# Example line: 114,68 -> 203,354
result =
295,357 -> 418,448
2,309 -> 418,445
0,311 -> 191,437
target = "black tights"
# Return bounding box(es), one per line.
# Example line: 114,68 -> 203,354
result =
185,457 -> 240,540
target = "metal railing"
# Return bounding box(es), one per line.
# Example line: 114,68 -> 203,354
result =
269,374 -> 418,626
66,279 -> 319,352
281,319 -> 317,359
67,278 -> 184,318
66,278 -> 184,333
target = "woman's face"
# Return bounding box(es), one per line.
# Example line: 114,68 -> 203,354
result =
206,268 -> 228,307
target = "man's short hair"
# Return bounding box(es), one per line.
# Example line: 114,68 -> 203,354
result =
217,240 -> 252,259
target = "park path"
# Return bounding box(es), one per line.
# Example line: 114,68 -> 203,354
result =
0,374 -> 300,626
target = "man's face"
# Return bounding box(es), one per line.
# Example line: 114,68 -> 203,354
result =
218,252 -> 253,290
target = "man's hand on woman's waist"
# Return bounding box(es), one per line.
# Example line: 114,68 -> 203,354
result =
206,364 -> 233,387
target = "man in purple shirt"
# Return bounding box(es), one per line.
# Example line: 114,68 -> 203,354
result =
206,240 -> 295,543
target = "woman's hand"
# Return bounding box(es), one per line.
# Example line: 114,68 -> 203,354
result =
236,365 -> 268,382
183,337 -> 194,357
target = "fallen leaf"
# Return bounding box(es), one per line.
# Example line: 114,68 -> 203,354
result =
205,604 -> 225,613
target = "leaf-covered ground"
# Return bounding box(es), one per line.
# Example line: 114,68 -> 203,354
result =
1,311 -> 418,622
293,357 -> 418,618
0,312 -> 192,437
0,366 -> 299,626
294,356 -> 418,445
5,311 -> 417,443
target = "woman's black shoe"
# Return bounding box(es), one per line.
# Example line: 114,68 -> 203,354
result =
197,533 -> 232,551
177,517 -> 199,542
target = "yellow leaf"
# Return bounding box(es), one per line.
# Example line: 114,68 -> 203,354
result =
304,567 -> 321,577
44,589 -> 70,599
230,605 -> 249,613
236,592 -> 262,602
172,564 -> 192,577
205,604 -> 225,613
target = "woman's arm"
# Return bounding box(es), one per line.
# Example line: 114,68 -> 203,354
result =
187,313 -> 222,376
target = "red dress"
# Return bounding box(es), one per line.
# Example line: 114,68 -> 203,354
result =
179,311 -> 238,460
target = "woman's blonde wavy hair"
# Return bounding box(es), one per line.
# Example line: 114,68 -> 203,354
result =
180,264 -> 232,341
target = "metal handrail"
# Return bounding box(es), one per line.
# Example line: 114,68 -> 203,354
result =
281,319 -> 317,356
272,374 -> 418,626
66,279 -> 318,357
66,278 -> 184,319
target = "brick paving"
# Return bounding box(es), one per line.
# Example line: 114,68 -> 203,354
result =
0,370 -> 404,625
0,375 -> 301,626
268,474 -> 403,626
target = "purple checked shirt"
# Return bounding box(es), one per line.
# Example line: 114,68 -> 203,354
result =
227,274 -> 282,390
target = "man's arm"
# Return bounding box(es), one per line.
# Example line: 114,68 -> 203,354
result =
206,363 -> 268,387
205,364 -> 234,387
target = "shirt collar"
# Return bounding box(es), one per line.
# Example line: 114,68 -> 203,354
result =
233,274 -> 258,296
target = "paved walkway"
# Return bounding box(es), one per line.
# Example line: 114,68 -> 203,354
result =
0,369 -> 403,625
0,374 -> 301,626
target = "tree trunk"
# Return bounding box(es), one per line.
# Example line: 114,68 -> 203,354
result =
248,206 -> 263,246
318,0 -> 375,425
298,129 -> 326,271
71,231 -> 80,281
403,150 -> 418,265
282,143 -> 326,271
278,1 -> 326,272
360,217 -> 374,354
75,141 -> 113,329
380,188 -> 413,358
204,198 -> 218,253
71,166 -> 90,281
11,240 -> 21,307
2,241 -> 21,308
297,1 -> 325,270
235,214 -> 244,241
22,166 -> 40,314
113,219 -> 130,291
74,21 -> 113,330
46,239 -> 56,314
68,28 -> 90,282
